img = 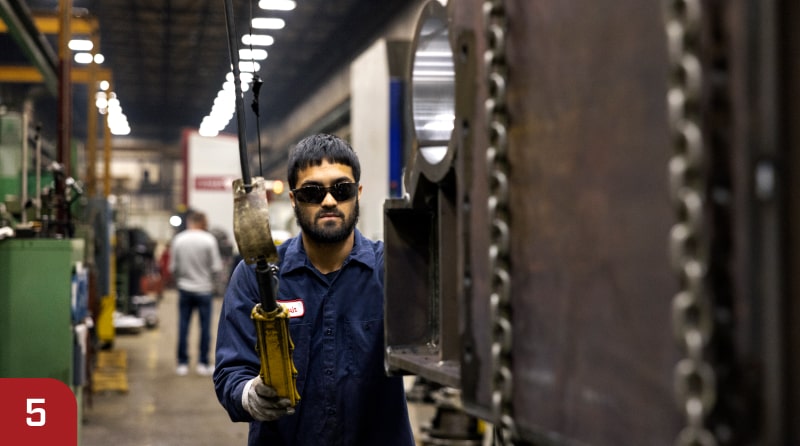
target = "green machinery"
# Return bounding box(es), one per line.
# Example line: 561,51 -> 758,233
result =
0,238 -> 85,383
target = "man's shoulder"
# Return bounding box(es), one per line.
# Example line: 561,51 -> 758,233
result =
276,234 -> 302,268
170,231 -> 188,246
276,234 -> 298,255
355,229 -> 383,251
353,230 -> 383,266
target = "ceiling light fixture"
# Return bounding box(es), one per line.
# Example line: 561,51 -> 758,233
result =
242,34 -> 274,46
239,48 -> 268,61
68,39 -> 93,51
226,72 -> 254,84
258,0 -> 296,11
238,61 -> 261,72
96,92 -> 131,136
251,17 -> 285,29
74,52 -> 93,64
201,7 -> 284,137
223,80 -> 250,93
95,91 -> 108,110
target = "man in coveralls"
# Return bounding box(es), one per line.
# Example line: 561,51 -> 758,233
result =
213,133 -> 415,445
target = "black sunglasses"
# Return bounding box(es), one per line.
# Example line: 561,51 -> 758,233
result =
291,182 -> 359,204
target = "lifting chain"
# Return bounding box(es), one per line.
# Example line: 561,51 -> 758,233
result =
665,0 -> 726,444
483,0 -> 514,443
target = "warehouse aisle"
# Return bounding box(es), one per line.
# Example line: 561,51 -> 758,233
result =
79,289 -> 438,445
80,290 -> 248,446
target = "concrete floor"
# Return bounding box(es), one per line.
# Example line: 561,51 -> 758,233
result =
79,289 -> 438,446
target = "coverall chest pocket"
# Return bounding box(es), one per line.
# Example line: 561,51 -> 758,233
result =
343,318 -> 384,378
288,321 -> 311,394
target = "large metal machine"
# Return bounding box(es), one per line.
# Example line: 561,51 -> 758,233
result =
385,1 -> 800,445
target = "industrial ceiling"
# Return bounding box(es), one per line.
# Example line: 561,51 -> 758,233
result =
1,0 -> 415,149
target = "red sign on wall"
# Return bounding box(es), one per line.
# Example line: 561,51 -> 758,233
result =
194,176 -> 234,191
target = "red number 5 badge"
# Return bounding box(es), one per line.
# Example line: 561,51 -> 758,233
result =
0,378 -> 77,445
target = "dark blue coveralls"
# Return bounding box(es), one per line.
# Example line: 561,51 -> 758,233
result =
214,229 -> 414,446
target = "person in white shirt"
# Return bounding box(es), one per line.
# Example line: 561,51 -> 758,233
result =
169,210 -> 223,376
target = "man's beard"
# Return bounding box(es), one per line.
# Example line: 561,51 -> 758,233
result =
294,200 -> 359,244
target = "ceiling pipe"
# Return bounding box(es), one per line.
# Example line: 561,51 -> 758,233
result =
0,0 -> 58,95
55,0 -> 72,236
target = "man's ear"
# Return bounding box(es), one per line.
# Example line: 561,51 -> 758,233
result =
288,191 -> 295,208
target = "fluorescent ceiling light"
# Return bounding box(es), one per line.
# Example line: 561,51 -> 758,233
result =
68,39 -> 93,51
198,128 -> 218,138
226,72 -> 254,83
200,27 -> 276,136
259,0 -> 296,11
94,53 -> 105,64
252,17 -> 285,29
110,127 -> 130,136
74,52 -> 93,64
222,80 -> 250,92
242,34 -> 274,46
106,97 -> 130,135
239,61 -> 261,72
214,95 -> 231,107
239,49 -> 268,61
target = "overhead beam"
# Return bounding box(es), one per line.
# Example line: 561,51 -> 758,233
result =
0,14 -> 98,35
0,65 -> 112,85
0,0 -> 58,94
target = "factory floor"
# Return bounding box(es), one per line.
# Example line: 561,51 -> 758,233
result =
79,288 -> 438,446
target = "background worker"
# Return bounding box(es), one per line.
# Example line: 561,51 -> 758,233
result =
169,210 -> 223,376
213,134 -> 414,445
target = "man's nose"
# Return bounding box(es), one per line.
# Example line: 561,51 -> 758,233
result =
320,191 -> 338,206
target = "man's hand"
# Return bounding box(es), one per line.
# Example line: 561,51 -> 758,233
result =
242,377 -> 295,421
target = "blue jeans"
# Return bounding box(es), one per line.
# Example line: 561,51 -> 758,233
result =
177,290 -> 213,365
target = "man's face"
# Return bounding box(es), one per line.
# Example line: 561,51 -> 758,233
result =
290,160 -> 361,244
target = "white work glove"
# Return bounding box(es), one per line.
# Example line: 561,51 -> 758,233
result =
242,377 -> 295,421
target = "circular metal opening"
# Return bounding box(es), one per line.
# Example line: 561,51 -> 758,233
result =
411,3 -> 454,165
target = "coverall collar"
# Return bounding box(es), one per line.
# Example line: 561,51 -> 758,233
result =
280,228 -> 375,274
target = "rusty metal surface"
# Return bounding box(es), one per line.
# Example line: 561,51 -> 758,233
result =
384,0 -> 468,387
386,0 -> 797,444
726,1 -> 796,444
786,0 -> 800,441
458,0 -> 682,443
384,181 -> 463,387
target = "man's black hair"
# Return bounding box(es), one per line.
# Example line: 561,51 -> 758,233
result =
287,133 -> 361,189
